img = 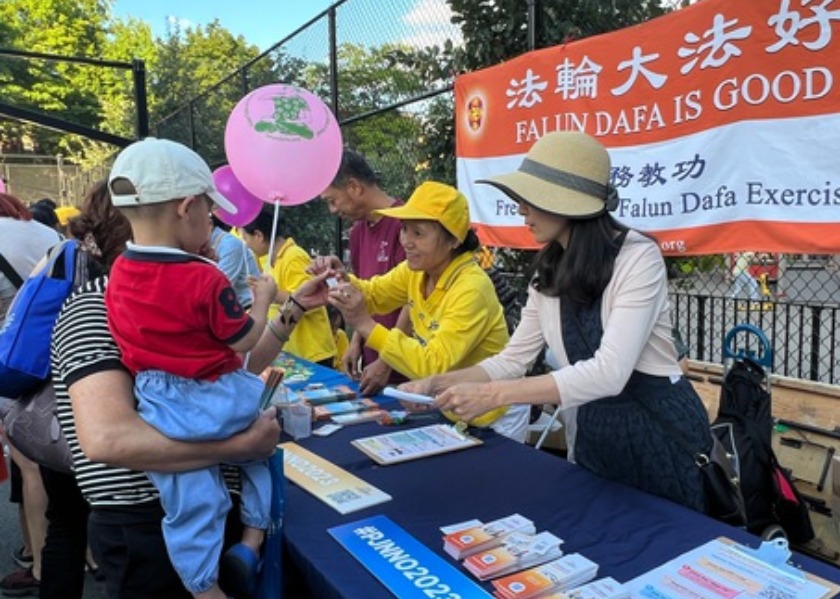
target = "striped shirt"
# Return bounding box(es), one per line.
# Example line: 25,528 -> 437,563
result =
51,276 -> 238,507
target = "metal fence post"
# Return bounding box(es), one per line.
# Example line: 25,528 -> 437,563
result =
809,306 -> 822,381
132,59 -> 149,139
696,295 -> 707,361
329,6 -> 342,258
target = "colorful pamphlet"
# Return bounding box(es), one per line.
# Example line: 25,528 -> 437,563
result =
352,424 -> 482,465
293,384 -> 357,406
312,398 -> 377,421
280,442 -> 391,514
464,531 -> 564,581
331,408 -> 387,425
491,553 -> 600,599
625,537 -> 838,599
443,514 -> 536,559
271,352 -> 315,383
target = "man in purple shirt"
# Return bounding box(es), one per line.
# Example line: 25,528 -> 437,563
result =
321,150 -> 408,394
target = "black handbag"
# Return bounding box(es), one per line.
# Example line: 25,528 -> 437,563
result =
697,434 -> 748,526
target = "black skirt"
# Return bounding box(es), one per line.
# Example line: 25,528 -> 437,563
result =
574,371 -> 710,513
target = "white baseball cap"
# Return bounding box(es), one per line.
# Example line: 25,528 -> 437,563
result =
108,137 -> 237,214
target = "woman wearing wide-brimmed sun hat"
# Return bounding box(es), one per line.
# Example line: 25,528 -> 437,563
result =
404,131 -> 713,513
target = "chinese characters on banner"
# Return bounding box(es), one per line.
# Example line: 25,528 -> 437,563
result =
455,0 -> 840,255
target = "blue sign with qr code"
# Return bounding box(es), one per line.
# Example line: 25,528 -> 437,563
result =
329,515 -> 492,599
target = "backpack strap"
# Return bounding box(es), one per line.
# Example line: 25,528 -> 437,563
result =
0,253 -> 24,289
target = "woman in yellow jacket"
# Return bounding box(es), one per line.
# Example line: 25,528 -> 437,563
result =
311,181 -> 529,441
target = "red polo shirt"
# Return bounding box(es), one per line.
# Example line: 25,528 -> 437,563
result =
106,248 -> 253,380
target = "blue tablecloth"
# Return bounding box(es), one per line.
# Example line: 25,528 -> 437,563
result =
276,356 -> 840,598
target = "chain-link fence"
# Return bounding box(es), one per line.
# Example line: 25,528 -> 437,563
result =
151,0 -> 839,385
0,153 -> 108,208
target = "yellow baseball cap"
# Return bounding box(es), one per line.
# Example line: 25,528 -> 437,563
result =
54,205 -> 81,226
373,181 -> 470,242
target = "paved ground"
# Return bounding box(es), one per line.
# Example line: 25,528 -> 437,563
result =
0,455 -> 107,599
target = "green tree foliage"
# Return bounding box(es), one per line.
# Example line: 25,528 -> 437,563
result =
0,0 -> 112,155
151,20 -> 268,164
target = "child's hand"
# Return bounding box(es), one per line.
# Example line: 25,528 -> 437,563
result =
248,275 -> 277,306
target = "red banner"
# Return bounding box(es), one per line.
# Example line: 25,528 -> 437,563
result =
455,0 -> 840,255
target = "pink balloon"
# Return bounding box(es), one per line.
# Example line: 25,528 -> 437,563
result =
224,84 -> 343,206
0,178 -> 6,194
212,166 -> 263,227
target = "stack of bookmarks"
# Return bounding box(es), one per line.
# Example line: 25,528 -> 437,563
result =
440,514 -> 629,598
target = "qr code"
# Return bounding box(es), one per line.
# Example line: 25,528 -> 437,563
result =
758,587 -> 795,599
328,490 -> 362,505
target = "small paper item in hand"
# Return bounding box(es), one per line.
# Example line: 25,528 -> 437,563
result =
326,276 -> 339,288
463,531 -> 564,581
491,553 -> 601,599
382,386 -> 436,405
443,514 -> 536,559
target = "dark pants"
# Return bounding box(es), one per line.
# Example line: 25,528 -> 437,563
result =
89,497 -> 244,599
89,503 -> 190,599
39,466 -> 89,599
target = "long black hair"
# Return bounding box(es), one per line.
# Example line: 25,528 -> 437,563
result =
532,212 -> 629,304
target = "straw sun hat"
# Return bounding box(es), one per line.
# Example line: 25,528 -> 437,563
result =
477,131 -> 619,218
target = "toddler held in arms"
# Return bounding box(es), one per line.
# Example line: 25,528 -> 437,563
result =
104,138 -> 275,599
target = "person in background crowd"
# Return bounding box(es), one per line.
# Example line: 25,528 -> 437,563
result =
404,132 -> 712,513
320,150 -> 409,394
313,181 -> 530,441
33,198 -> 57,210
54,205 -> 81,238
0,192 -> 61,597
28,203 -> 60,234
241,206 -> 337,367
730,252 -> 760,300
210,214 -> 260,310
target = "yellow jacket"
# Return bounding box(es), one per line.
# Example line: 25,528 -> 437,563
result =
352,253 -> 508,379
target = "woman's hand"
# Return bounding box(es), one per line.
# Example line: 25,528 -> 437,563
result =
399,378 -> 437,396
397,378 -> 439,412
358,358 -> 392,396
328,282 -> 373,330
435,382 -> 502,424
342,335 -> 363,379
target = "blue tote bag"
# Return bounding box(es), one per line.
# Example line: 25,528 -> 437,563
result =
0,240 -> 85,398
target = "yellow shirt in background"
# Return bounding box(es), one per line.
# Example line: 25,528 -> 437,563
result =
332,328 -> 349,371
350,252 -> 509,380
263,238 -> 336,364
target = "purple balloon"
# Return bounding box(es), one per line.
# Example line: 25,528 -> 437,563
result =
212,165 -> 263,227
